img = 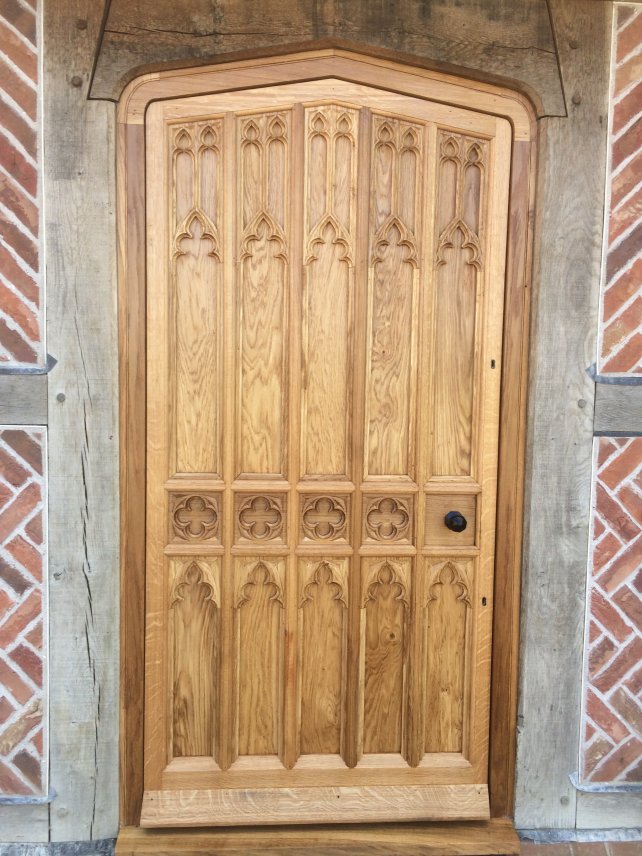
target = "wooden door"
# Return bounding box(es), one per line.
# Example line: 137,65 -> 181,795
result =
141,76 -> 511,827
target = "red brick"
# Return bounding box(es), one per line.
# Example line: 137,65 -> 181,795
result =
609,185 -> 642,246
0,54 -> 36,120
612,585 -> 642,631
2,431 -> 42,475
0,215 -> 38,270
593,516 -> 606,540
602,332 -> 642,373
0,657 -> 32,704
617,484 -> 642,529
617,10 -> 642,62
0,99 -> 36,158
0,244 -> 38,304
0,481 -> 11,508
0,0 -> 36,44
586,688 -> 629,742
595,484 -> 640,543
31,725 -> 42,755
592,736 -> 642,781
0,282 -> 38,342
571,846 -> 608,856
0,18 -> 36,80
612,116 -> 642,172
607,222 -> 642,284
609,686 -> 642,736
0,697 -> 40,754
0,175 -> 38,235
0,586 -> 14,618
583,735 -> 614,779
625,664 -> 642,697
0,556 -> 30,596
0,587 -> 40,648
591,588 -> 636,642
603,259 -> 642,323
6,534 -> 41,581
603,297 -> 642,355
0,758 -> 31,794
0,481 -> 40,542
8,642 -> 41,686
0,135 -> 36,198
593,532 -> 623,574
0,445 -> 28,489
23,620 -> 41,652
520,845 -> 574,856
589,621 -> 601,643
613,78 -> 642,135
609,841 -> 642,855
617,5 -> 638,30
23,512 -> 42,546
585,721 -> 596,742
593,636 -> 642,694
0,695 -> 15,725
600,438 -> 642,492
634,566 -> 642,593
616,54 -> 642,105
0,317 -> 36,363
598,438 -> 620,468
611,150 -> 642,210
12,749 -> 40,789
589,634 -> 619,679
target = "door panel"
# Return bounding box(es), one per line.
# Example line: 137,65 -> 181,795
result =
143,78 -> 511,826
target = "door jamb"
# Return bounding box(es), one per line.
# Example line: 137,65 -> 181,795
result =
117,47 -> 537,830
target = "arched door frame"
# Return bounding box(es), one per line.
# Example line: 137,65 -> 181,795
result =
116,46 -> 536,836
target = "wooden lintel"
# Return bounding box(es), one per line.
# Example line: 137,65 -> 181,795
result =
594,383 -> 642,436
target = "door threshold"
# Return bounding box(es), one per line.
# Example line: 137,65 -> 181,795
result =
115,817 -> 520,855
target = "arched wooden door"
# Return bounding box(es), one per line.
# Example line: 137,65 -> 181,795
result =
140,68 -> 512,827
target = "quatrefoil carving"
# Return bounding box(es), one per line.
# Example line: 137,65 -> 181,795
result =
238,495 -> 283,541
302,496 -> 347,541
365,497 -> 410,541
172,494 -> 218,541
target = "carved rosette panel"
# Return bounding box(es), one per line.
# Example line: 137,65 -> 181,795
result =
363,496 -> 412,544
301,106 -> 359,479
170,493 -> 220,543
365,116 -> 424,479
237,112 -> 290,477
235,494 -> 286,544
300,495 -> 349,543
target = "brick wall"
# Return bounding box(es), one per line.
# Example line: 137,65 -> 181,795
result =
0,0 -> 46,798
581,3 -> 642,785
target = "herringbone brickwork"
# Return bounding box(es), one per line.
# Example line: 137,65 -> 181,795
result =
599,4 -> 642,374
582,437 -> 642,782
0,427 -> 45,795
0,0 -> 42,365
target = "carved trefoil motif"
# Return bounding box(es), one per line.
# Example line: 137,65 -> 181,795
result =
171,493 -> 220,542
236,494 -> 285,542
364,496 -> 412,543
235,559 -> 285,608
170,559 -> 220,609
300,560 -> 348,608
301,495 -> 348,542
427,560 -> 472,608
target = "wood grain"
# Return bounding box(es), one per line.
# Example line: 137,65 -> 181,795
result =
140,784 -> 489,827
0,374 -> 47,424
594,383 -> 642,435
514,0 -> 611,829
116,817 -> 520,855
119,51 -> 535,829
45,0 -> 119,840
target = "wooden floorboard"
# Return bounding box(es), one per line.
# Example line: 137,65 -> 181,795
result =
116,818 -> 520,855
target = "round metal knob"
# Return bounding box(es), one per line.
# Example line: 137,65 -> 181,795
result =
444,511 -> 467,533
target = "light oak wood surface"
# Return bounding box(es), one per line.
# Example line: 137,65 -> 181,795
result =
140,69 -> 512,827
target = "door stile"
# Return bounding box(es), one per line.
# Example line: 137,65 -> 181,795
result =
285,103 -> 304,771
219,111 -> 237,773
406,120 -> 439,768
344,105 -> 371,770
468,119 -> 512,781
144,103 -> 171,789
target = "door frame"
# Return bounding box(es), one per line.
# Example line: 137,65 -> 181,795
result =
117,47 -> 537,831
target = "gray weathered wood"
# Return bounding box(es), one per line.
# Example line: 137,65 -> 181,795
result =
576,792 -> 642,829
0,375 -> 48,425
594,383 -> 642,435
44,0 -> 119,841
515,0 -> 612,830
0,804 -> 49,843
89,0 -> 565,117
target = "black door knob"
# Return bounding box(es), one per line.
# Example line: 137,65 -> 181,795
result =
445,511 -> 467,533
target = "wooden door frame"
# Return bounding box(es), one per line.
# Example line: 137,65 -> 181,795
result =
117,46 -> 536,836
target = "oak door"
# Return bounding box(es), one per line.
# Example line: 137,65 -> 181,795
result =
142,77 -> 511,827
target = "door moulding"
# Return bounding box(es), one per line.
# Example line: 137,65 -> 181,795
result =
117,48 -> 536,847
